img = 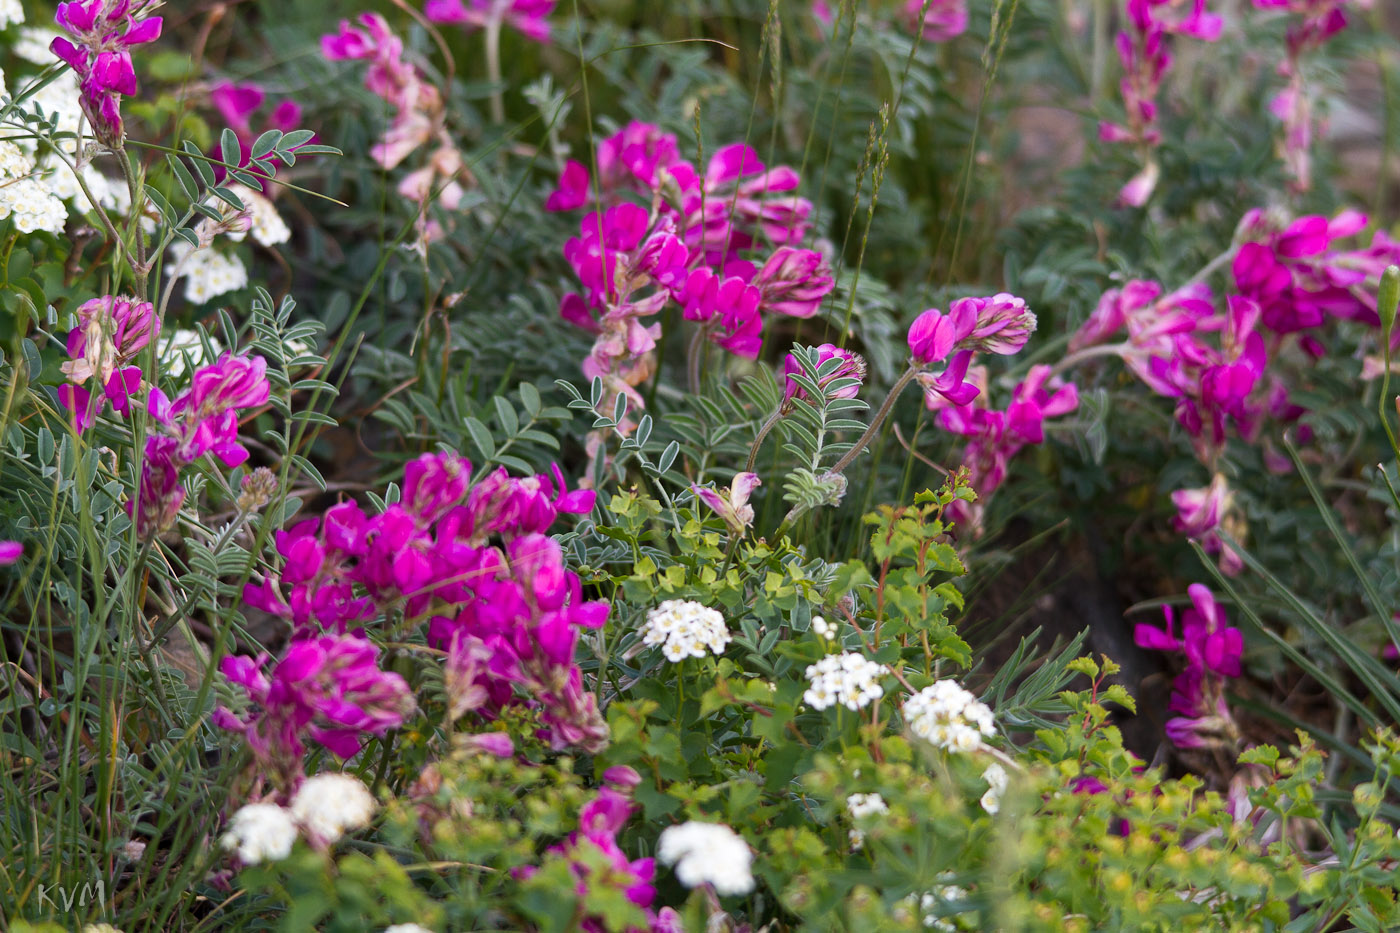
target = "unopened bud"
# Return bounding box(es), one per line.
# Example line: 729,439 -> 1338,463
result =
237,467 -> 278,512
1379,264 -> 1400,339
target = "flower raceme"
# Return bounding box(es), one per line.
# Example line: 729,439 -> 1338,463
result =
907,294 -> 1037,409
424,0 -> 555,43
58,295 -> 157,431
691,472 -> 761,538
213,633 -> 414,789
50,0 -> 163,147
1134,583 -> 1243,750
904,0 -> 970,42
233,452 -> 609,774
550,131 -> 835,433
782,343 -> 866,408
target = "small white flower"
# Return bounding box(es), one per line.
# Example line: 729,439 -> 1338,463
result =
14,27 -> 60,65
222,184 -> 291,247
0,175 -> 68,234
803,652 -> 884,711
383,925 -> 437,933
657,821 -> 754,896
642,600 -> 732,663
903,680 -> 995,754
810,614 -> 835,639
0,0 -> 24,28
166,241 -> 249,304
845,792 -> 888,849
221,803 -> 298,864
290,773 -> 377,843
980,762 -> 1008,814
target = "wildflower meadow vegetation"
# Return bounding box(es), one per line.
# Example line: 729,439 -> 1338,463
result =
5,0 -> 1400,929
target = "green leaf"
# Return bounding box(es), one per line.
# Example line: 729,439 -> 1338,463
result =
464,416 -> 496,460
219,127 -> 241,170
182,141 -> 216,185
493,396 -> 518,435
165,153 -> 198,200
250,128 -> 282,159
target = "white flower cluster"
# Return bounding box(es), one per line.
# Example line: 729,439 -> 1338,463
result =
641,599 -> 732,663
914,874 -> 972,931
13,27 -> 57,65
803,652 -> 884,711
980,762 -> 1008,815
845,792 -> 888,849
902,680 -> 995,753
223,186 -> 292,247
0,176 -> 67,234
220,773 -> 377,865
43,155 -> 130,216
0,0 -> 23,29
383,926 -> 436,933
290,773 -> 377,843
657,821 -> 755,895
811,614 -> 835,639
167,241 -> 249,304
0,141 -> 64,235
220,803 -> 298,865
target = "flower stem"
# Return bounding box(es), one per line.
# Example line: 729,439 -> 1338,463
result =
827,365 -> 918,476
485,16 -> 505,125
1049,341 -> 1128,376
744,408 -> 783,472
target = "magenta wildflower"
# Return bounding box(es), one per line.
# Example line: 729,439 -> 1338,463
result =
50,0 -> 163,147
1135,583 -> 1242,750
680,267 -> 764,359
0,541 -> 22,564
956,293 -> 1038,355
126,354 -> 271,537
932,364 -> 1078,530
322,13 -> 446,170
752,247 -> 834,319
904,0 -> 969,41
59,295 -> 158,432
908,304 -> 977,366
517,783 -> 662,932
782,343 -> 866,407
213,633 -> 414,789
424,0 -> 555,43
692,472 -> 761,538
242,454 -> 607,755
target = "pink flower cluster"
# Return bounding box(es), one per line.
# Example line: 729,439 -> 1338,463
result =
1099,0 -> 1222,206
929,364 -> 1079,530
810,0 -> 968,43
322,14 -> 455,175
129,354 -> 272,537
1134,583 -> 1242,750
1071,212 -> 1386,570
213,633 -> 414,790
903,0 -> 969,42
58,295 -> 158,432
548,123 -> 833,432
1252,0 -> 1368,191
50,0 -> 163,147
237,452 -> 608,759
424,0 -> 554,43
518,766 -> 680,933
908,293 -> 1039,408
